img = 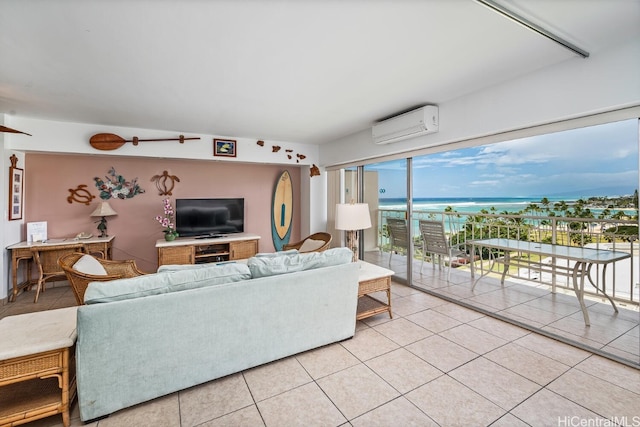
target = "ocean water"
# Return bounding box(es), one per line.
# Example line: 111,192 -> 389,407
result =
379,197 -> 637,217
380,197 -> 569,214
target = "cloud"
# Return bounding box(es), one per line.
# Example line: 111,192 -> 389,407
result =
476,143 -> 557,165
539,169 -> 637,186
479,173 -> 507,178
414,119 -> 637,171
469,180 -> 500,187
372,118 -> 638,198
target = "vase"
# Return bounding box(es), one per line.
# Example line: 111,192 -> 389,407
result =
164,231 -> 178,241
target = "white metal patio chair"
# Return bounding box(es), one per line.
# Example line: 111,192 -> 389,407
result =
387,218 -> 409,267
419,219 -> 466,281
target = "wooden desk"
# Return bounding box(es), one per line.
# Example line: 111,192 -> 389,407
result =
0,307 -> 77,427
6,236 -> 114,302
470,238 -> 631,326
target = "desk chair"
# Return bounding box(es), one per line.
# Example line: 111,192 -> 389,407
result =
30,243 -> 86,303
387,218 -> 409,267
418,219 -> 465,281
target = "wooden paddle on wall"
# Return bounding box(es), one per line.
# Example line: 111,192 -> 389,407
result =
89,133 -> 201,151
0,125 -> 31,136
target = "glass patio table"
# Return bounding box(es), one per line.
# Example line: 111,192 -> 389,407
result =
469,238 -> 631,326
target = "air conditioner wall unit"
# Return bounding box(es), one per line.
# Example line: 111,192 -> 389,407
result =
372,105 -> 439,145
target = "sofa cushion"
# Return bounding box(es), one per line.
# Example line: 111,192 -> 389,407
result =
247,247 -> 352,278
254,249 -> 298,257
157,261 -> 241,272
298,238 -> 325,253
73,254 -> 108,276
84,262 -> 251,304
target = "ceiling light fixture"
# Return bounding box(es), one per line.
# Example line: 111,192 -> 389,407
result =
476,0 -> 589,58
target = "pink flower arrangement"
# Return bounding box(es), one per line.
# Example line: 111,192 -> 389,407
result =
155,198 -> 176,235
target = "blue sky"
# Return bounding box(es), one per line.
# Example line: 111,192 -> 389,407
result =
368,119 -> 639,199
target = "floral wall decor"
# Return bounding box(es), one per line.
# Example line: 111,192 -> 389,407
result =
94,167 -> 145,200
67,184 -> 96,205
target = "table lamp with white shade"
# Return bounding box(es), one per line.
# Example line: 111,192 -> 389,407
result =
90,201 -> 117,237
335,202 -> 372,262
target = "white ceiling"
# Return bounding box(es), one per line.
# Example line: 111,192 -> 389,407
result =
1,0 -> 639,144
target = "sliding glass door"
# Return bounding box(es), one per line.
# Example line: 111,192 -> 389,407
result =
363,160 -> 410,282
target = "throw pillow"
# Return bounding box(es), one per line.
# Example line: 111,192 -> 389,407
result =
298,238 -> 325,253
72,254 -> 108,276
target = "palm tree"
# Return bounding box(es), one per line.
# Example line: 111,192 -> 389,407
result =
554,200 -> 569,218
612,210 -> 628,220
598,208 -> 611,219
540,197 -> 550,213
525,203 -> 538,215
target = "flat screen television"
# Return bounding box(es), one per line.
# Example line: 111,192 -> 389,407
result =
175,198 -> 244,237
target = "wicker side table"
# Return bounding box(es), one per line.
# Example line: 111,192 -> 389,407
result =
0,307 -> 77,427
356,261 -> 394,320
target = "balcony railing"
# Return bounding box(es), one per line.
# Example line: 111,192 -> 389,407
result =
378,209 -> 639,306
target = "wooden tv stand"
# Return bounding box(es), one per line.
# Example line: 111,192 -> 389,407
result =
156,233 -> 260,266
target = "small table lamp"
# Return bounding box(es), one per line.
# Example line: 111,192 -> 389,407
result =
335,202 -> 372,262
90,201 -> 117,237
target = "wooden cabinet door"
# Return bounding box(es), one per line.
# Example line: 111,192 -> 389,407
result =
158,246 -> 194,266
229,240 -> 258,260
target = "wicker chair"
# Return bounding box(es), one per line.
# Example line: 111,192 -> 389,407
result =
282,232 -> 332,253
30,243 -> 87,303
58,252 -> 147,305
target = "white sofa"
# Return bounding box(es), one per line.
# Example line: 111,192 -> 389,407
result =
75,248 -> 358,421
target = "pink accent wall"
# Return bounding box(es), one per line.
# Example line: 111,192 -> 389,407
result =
24,154 -> 301,272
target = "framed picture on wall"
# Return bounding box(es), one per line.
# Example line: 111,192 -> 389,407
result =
213,139 -> 237,157
9,165 -> 23,220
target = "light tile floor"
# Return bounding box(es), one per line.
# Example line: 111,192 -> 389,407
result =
2,281 -> 639,427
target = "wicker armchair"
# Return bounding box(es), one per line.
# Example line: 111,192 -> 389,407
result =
282,232 -> 332,253
58,252 -> 147,305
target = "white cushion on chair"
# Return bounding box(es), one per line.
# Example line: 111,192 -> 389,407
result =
299,238 -> 325,253
73,255 -> 108,276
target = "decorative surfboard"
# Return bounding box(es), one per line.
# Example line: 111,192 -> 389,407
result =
271,170 -> 293,251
